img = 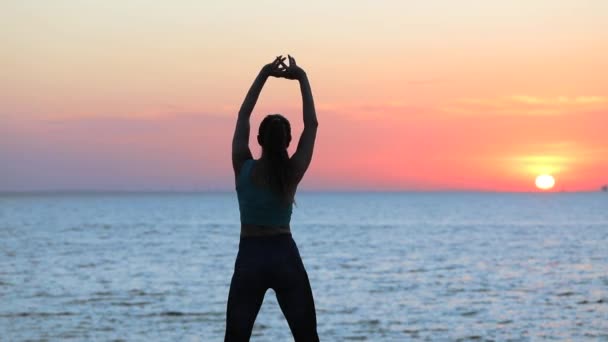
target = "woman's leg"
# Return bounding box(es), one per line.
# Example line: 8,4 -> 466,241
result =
273,238 -> 319,341
225,242 -> 268,342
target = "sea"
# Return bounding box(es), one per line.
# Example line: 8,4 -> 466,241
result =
0,192 -> 607,341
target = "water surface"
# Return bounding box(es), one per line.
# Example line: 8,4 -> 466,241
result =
1,192 -> 607,340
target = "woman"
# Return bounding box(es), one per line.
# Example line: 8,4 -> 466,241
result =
225,55 -> 319,341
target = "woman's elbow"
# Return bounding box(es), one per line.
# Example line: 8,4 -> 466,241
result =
306,119 -> 319,128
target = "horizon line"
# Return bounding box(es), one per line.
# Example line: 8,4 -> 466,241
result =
0,189 -> 604,195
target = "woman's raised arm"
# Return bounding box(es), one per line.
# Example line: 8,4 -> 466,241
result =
232,56 -> 285,176
286,55 -> 318,184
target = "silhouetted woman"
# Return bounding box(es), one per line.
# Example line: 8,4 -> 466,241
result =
225,55 -> 319,341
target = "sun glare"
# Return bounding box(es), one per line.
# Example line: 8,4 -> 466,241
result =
535,174 -> 555,190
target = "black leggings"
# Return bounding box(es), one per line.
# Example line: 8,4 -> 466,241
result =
225,234 -> 319,341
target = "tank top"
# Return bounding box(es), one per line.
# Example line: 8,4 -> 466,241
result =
236,159 -> 293,226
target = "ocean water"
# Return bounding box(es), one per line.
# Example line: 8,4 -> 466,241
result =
0,192 -> 607,341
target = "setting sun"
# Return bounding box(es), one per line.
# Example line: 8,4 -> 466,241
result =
535,174 -> 556,190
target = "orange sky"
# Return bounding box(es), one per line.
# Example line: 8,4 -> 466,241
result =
1,1 -> 607,191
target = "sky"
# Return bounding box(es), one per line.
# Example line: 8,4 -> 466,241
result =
1,1 -> 607,192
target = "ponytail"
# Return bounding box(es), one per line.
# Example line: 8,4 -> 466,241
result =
258,114 -> 293,204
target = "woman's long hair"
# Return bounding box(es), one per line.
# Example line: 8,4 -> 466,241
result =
258,114 -> 294,205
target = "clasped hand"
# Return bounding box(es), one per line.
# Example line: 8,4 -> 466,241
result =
262,55 -> 305,80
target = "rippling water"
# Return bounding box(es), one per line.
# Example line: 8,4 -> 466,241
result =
1,192 -> 607,341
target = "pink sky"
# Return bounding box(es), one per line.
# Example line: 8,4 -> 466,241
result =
1,1 -> 607,191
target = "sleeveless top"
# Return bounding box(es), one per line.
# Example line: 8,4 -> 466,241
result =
236,159 -> 293,226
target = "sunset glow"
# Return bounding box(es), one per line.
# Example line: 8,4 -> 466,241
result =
1,1 -> 607,192
535,174 -> 556,191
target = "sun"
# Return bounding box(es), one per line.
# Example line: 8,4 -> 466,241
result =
535,174 -> 555,190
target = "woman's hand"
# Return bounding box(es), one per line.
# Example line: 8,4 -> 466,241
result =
261,55 -> 306,80
261,56 -> 287,78
280,55 -> 306,81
